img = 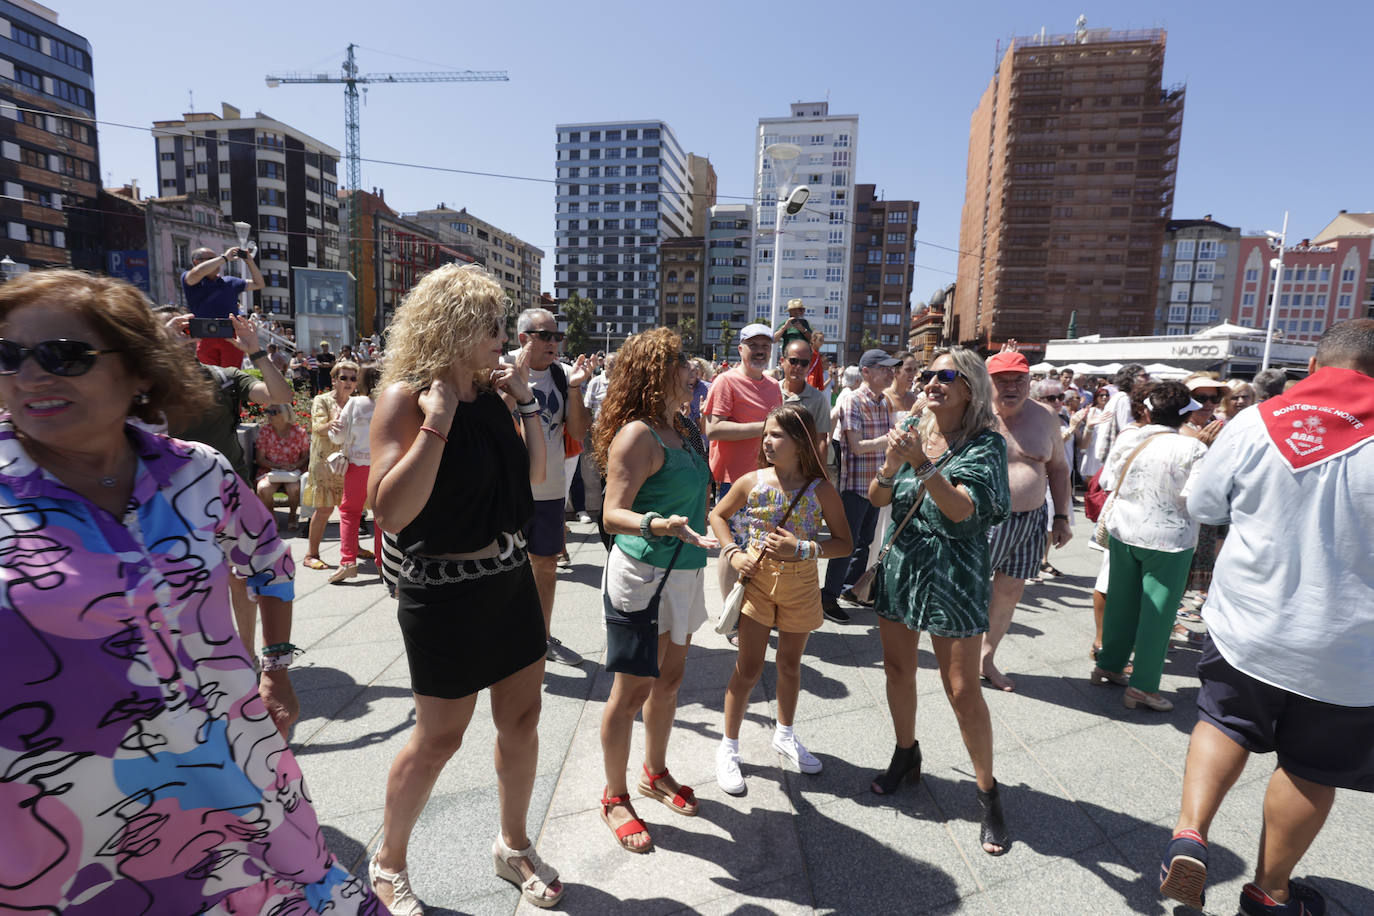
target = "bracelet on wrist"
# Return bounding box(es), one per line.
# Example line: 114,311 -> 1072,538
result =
419,425 -> 449,444
1053,513 -> 1070,521
247,349 -> 268,362
875,472 -> 894,488
639,510 -> 663,540
515,398 -> 536,407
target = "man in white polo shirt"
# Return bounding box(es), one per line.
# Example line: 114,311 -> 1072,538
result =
1158,320 -> 1374,916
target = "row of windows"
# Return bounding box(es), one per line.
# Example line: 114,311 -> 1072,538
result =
6,141 -> 91,179
564,164 -> 660,178
2,104 -> 91,144
563,127 -> 661,143
11,65 -> 90,108
563,146 -> 660,162
10,24 -> 89,72
663,293 -> 697,305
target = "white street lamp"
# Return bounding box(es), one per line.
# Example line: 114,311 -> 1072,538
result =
233,220 -> 253,318
763,142 -> 809,365
1261,211 -> 1289,371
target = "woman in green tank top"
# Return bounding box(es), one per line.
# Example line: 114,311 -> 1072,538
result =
590,329 -> 719,854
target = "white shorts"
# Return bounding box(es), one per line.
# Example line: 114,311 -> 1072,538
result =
1094,550 -> 1111,593
603,545 -> 708,646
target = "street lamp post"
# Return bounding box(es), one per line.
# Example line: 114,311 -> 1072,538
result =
233,220 -> 253,318
1261,211 -> 1289,371
763,142 -> 809,365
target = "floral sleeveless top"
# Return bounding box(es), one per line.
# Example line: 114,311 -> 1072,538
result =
739,477 -> 824,550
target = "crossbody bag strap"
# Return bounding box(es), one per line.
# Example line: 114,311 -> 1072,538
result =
872,450 -> 956,566
777,477 -> 817,531
650,539 -> 685,599
1112,431 -> 1171,493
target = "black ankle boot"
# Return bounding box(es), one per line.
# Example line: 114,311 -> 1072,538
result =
977,780 -> 1009,855
870,741 -> 921,795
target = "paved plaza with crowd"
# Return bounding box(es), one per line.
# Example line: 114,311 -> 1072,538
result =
285,511 -> 1372,915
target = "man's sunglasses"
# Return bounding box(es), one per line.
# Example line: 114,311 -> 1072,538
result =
919,368 -> 963,385
529,330 -> 565,342
0,338 -> 120,377
784,356 -> 810,367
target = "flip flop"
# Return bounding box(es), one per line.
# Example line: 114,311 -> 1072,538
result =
302,555 -> 333,570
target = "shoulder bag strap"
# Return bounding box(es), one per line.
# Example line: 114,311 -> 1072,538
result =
871,448 -> 957,567
776,477 -> 816,531
650,539 -> 685,597
1113,431 -> 1171,492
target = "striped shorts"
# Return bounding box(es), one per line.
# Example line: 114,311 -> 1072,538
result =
987,504 -> 1048,580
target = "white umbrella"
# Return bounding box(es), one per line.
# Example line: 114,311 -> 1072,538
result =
1029,362 -> 1057,373
1144,362 -> 1190,380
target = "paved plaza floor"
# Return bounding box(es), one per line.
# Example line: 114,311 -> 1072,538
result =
283,510 -> 1372,915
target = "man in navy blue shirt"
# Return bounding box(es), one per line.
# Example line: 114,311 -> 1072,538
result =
182,245 -> 265,367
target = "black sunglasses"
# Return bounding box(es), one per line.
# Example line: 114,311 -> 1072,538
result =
529,329 -> 565,342
0,338 -> 120,377
336,374 -> 358,382
1041,393 -> 1064,402
919,368 -> 963,385
1193,393 -> 1220,404
784,356 -> 809,367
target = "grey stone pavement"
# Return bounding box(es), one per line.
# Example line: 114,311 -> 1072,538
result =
281,508 -> 1372,915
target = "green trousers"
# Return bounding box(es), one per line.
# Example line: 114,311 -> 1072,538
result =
1098,536 -> 1194,693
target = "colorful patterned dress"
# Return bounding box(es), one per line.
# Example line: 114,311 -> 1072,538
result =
254,420 -> 310,483
874,426 -> 1011,638
0,419 -> 381,915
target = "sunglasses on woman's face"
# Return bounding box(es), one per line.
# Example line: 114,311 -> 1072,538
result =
0,338 -> 121,377
529,329 -> 565,342
919,368 -> 962,385
1041,393 -> 1064,402
337,374 -> 357,382
1194,393 -> 1220,404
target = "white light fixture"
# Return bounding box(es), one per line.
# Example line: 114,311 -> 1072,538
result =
1261,212 -> 1289,371
763,143 -> 806,364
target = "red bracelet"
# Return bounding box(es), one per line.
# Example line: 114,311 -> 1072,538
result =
419,425 -> 449,444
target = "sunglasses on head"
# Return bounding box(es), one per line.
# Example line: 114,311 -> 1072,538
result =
919,368 -> 962,385
784,356 -> 809,367
0,338 -> 121,377
529,329 -> 565,343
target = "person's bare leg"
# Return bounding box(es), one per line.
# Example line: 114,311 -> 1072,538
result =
877,615 -> 919,747
981,571 -> 1025,691
642,634 -> 692,793
255,477 -> 278,514
1092,589 -> 1106,654
306,504 -> 331,559
528,553 -> 558,636
774,631 -> 811,727
933,633 -> 1001,853
599,671 -> 654,850
1252,767 -> 1335,903
1173,720 -> 1250,841
283,483 -> 300,529
723,615 -> 770,739
227,574 -> 257,657
373,693 -> 478,906
489,658 -> 561,900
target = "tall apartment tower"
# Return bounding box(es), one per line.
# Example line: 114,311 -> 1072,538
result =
0,0 -> 98,270
952,24 -> 1184,348
1156,216 -> 1240,334
686,153 -> 717,236
847,185 -> 919,362
554,121 -> 695,347
704,203 -> 752,357
751,102 -> 858,357
152,103 -> 342,317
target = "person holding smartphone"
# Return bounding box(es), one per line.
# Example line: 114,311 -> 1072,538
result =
182,245 -> 265,368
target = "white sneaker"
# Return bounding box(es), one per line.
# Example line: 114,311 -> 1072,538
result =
772,730 -> 822,774
716,743 -> 746,795
577,511 -> 593,524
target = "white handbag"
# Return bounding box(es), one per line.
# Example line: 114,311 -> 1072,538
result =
324,401 -> 351,476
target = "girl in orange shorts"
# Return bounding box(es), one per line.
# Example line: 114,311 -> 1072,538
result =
708,405 -> 852,794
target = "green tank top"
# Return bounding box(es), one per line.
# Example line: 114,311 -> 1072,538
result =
615,421 -> 710,569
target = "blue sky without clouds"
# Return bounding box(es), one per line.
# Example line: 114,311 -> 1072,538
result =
66,0 -> 1373,304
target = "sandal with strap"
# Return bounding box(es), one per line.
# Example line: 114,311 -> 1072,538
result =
1159,828 -> 1208,909
977,780 -> 1010,856
492,835 -> 564,909
637,764 -> 699,817
302,554 -> 333,570
600,789 -> 652,853
368,854 -> 425,916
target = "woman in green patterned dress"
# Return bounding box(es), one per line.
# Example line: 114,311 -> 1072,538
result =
868,347 -> 1013,855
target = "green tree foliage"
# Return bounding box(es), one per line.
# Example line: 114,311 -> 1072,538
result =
562,293 -> 597,357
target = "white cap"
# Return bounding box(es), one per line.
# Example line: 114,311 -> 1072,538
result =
739,323 -> 773,341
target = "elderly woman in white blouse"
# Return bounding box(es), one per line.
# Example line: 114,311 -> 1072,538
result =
1090,380 -> 1209,712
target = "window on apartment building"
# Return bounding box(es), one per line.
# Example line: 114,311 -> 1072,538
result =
1295,268 -> 1307,282
14,67 -> 43,92
887,211 -> 908,224
1244,268 -> 1258,282
1198,240 -> 1216,260
883,273 -> 902,286
1242,293 -> 1256,307
1195,262 -> 1214,281
11,24 -> 40,49
220,189 -> 231,201
1175,240 -> 1195,259
1342,267 -> 1357,282
1173,263 -> 1193,282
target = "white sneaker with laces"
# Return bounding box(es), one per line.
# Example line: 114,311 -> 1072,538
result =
716,743 -> 746,795
773,730 -> 822,774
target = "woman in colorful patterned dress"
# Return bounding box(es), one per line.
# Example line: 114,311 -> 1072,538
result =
255,401 -> 310,533
708,404 -> 851,795
868,347 -> 1013,856
0,270 -> 381,914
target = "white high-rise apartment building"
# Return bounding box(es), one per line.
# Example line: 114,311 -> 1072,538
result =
751,102 -> 858,355
554,121 -> 695,346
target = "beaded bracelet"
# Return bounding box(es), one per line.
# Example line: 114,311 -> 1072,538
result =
914,460 -> 935,478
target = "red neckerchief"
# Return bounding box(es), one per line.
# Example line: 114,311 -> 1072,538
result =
1259,367 -> 1374,471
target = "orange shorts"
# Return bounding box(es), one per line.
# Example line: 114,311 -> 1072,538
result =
740,556 -> 823,633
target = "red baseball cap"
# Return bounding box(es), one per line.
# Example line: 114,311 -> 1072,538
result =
985,350 -> 1030,374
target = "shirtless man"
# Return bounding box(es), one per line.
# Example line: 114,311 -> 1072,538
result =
981,345 -> 1073,691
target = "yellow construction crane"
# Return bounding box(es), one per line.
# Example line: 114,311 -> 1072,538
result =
266,44 -> 508,332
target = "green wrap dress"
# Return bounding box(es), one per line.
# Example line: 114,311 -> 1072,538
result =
873,425 -> 1010,637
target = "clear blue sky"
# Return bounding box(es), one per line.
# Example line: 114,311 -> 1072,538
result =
66,0 -> 1373,305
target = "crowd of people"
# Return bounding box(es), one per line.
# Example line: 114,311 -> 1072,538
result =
0,261 -> 1368,916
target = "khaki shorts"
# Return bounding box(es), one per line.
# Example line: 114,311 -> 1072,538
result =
741,556 -> 823,633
